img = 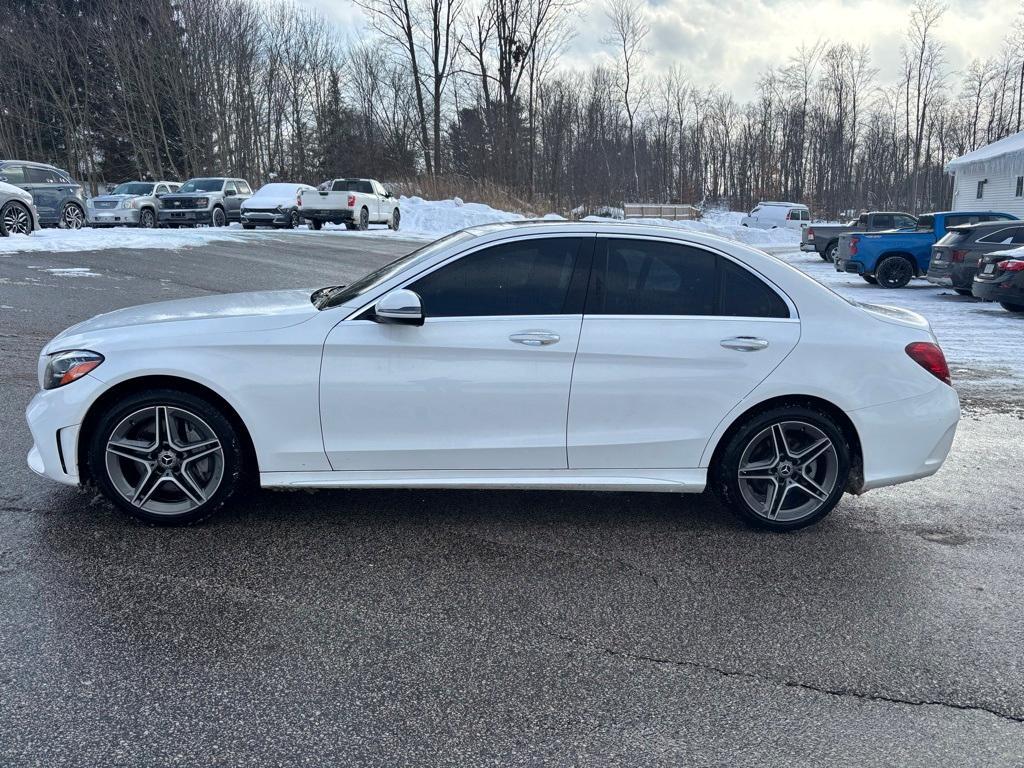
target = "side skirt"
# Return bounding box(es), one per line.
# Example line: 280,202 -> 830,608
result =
260,468 -> 706,494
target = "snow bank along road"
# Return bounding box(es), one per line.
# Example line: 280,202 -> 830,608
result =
2,231 -> 1024,766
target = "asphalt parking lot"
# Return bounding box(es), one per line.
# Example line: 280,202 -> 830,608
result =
2,232 -> 1024,766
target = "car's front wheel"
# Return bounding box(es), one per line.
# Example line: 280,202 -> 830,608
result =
712,405 -> 850,531
211,207 -> 227,227
138,208 -> 156,228
389,208 -> 401,230
87,389 -> 245,525
1,200 -> 33,235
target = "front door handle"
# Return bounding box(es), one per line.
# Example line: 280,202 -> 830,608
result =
510,330 -> 560,346
721,336 -> 769,352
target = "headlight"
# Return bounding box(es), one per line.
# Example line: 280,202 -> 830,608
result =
195,197 -> 209,207
121,199 -> 136,209
44,350 -> 104,390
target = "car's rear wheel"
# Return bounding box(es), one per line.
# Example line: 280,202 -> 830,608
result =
358,206 -> 369,230
712,405 -> 850,531
861,275 -> 877,284
823,242 -> 838,262
1,200 -> 32,235
87,389 -> 245,526
211,207 -> 227,227
1000,302 -> 1024,313
61,202 -> 85,230
875,255 -> 914,289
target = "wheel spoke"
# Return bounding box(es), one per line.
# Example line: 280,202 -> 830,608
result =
792,472 -> 830,502
770,423 -> 790,460
793,437 -> 833,468
171,469 -> 206,506
131,467 -> 164,507
155,406 -> 173,448
106,438 -> 153,465
763,479 -> 788,519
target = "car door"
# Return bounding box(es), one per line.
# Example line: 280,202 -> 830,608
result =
319,235 -> 593,471
567,237 -> 800,470
222,181 -> 240,219
23,165 -> 67,224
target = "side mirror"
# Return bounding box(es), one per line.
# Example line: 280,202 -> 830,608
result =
224,189 -> 236,197
375,289 -> 423,326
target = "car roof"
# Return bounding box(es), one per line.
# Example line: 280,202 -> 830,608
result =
949,220 -> 1024,230
757,201 -> 806,207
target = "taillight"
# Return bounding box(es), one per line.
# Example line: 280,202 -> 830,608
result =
905,342 -> 951,385
296,193 -> 302,207
347,194 -> 356,207
806,227 -> 815,241
849,235 -> 859,255
951,249 -> 967,263
999,260 -> 1024,272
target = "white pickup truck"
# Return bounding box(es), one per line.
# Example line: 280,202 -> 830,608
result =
299,178 -> 401,231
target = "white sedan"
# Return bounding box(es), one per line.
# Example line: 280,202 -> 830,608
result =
26,222 -> 960,530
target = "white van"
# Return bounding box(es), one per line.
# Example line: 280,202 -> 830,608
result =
740,202 -> 810,230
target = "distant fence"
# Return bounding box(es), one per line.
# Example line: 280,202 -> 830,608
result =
623,204 -> 700,221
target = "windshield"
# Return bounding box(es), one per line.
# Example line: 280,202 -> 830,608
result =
315,231 -> 475,310
179,179 -> 224,193
112,182 -> 155,196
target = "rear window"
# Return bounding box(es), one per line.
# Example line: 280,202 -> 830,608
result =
936,230 -> 968,246
332,179 -> 374,193
915,215 -> 935,232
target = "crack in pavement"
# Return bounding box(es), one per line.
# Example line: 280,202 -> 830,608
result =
546,629 -> 1024,725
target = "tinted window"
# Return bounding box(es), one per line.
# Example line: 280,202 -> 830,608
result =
237,181 -> 252,195
179,179 -> 224,192
944,215 -> 972,228
719,258 -> 790,318
873,214 -> 894,229
936,230 -> 968,246
0,164 -> 25,184
977,227 -> 1021,245
915,215 -> 935,231
25,166 -> 58,183
589,239 -> 716,316
224,181 -> 237,194
894,215 -> 917,228
409,238 -> 582,318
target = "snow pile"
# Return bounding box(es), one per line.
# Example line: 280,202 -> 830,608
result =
582,208 -> 802,248
0,225 -> 254,254
394,196 -> 524,235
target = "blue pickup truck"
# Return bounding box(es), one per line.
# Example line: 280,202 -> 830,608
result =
835,210 -> 1019,288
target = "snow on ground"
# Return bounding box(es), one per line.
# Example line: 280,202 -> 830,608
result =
0,224 -> 256,254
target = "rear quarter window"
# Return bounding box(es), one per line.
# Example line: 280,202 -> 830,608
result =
719,259 -> 790,318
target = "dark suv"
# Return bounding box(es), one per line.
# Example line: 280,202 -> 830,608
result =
0,160 -> 87,229
927,220 -> 1024,294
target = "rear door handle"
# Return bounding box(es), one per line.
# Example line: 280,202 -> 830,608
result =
721,336 -> 769,352
510,330 -> 560,346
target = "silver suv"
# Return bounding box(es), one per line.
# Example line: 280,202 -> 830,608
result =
157,177 -> 252,228
0,160 -> 87,229
88,180 -> 181,228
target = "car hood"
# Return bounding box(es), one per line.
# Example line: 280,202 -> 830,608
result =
93,193 -> 145,202
161,191 -> 219,199
242,195 -> 295,209
46,289 -> 319,351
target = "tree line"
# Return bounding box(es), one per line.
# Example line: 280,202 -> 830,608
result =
1,0 -> 1022,216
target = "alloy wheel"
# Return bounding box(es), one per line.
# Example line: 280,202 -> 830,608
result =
140,209 -> 156,228
104,405 -> 225,515
391,209 -> 400,230
736,421 -> 839,523
359,208 -> 368,230
62,203 -> 84,229
212,208 -> 226,227
2,203 -> 31,234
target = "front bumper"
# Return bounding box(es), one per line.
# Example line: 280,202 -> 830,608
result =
25,373 -> 106,486
242,210 -> 290,226
159,209 -> 213,225
88,208 -> 142,226
849,384 -> 960,492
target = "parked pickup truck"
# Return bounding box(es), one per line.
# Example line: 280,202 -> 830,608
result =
299,178 -> 400,231
835,210 -> 1019,288
801,211 -> 917,262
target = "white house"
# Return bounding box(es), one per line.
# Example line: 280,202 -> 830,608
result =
946,131 -> 1024,218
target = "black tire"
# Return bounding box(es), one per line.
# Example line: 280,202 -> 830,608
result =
242,223 -> 256,230
211,207 -> 227,227
875,255 -> 914,289
712,404 -> 850,532
954,288 -> 973,297
999,302 -> 1024,313
861,275 -> 878,284
310,219 -> 323,231
389,208 -> 400,231
138,208 -> 157,228
823,242 -> 838,262
1,200 -> 33,235
344,222 -> 357,231
87,389 -> 246,526
61,202 -> 85,230
288,209 -> 300,229
357,206 -> 369,230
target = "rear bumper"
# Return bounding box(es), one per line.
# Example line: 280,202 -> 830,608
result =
849,385 -> 960,492
925,274 -> 952,287
835,257 -> 864,274
972,276 -> 1024,303
800,244 -> 817,252
302,209 -> 354,223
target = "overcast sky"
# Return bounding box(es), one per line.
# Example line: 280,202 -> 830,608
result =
299,0 -> 1014,101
